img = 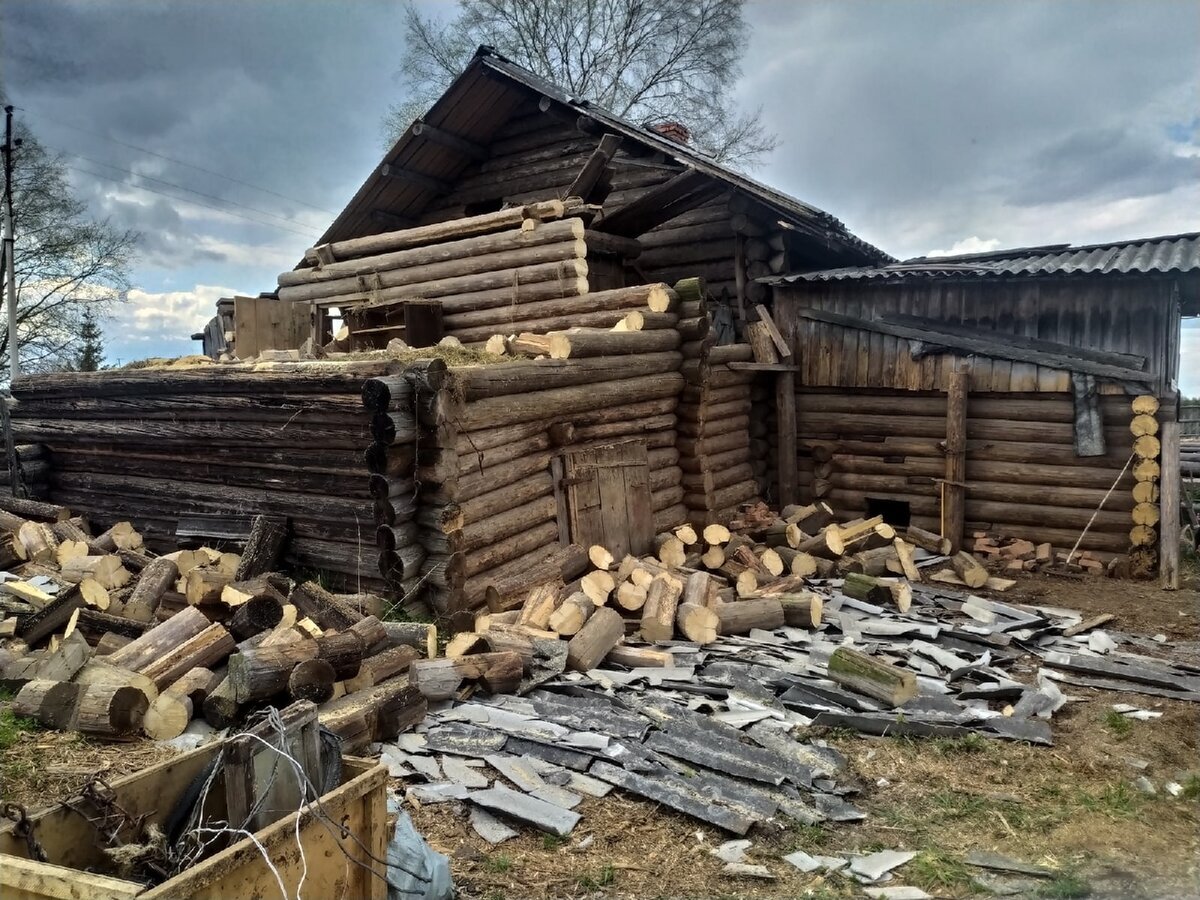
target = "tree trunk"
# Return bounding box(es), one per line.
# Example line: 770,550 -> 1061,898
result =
228,640 -> 319,703
716,598 -> 785,635
73,684 -> 151,738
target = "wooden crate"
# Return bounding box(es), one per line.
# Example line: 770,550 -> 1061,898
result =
0,746 -> 388,899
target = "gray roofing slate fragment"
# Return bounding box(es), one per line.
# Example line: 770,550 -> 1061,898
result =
469,807 -> 518,844
849,849 -> 917,882
527,689 -> 650,739
747,722 -> 846,777
405,783 -> 470,804
864,888 -> 931,899
810,712 -> 977,740
645,728 -> 788,785
439,755 -> 489,789
503,735 -> 596,770
814,793 -> 867,822
783,850 -> 847,873
587,760 -> 755,835
468,785 -> 581,836
722,863 -> 775,879
964,850 -> 1054,878
421,723 -> 508,756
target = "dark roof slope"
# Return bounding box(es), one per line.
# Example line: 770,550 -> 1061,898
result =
765,231 -> 1200,284
312,47 -> 890,266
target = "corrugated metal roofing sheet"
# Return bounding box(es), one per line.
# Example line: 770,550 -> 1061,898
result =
311,47 -> 890,265
766,232 -> 1200,283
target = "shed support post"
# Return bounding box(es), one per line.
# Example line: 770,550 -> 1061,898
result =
1159,418 -> 1180,589
775,369 -> 797,507
943,365 -> 968,553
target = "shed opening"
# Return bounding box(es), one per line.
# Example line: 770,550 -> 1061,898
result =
866,497 -> 912,528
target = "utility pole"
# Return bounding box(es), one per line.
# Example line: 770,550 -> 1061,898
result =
2,105 -> 19,382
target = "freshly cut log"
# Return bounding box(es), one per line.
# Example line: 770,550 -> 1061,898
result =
409,651 -> 524,700
715,598 -> 785,635
318,677 -> 427,752
774,547 -> 817,577
842,572 -> 912,613
892,538 -> 922,581
703,524 -> 730,544
184,569 -> 232,606
290,580 -> 363,631
682,570 -> 719,608
287,658 -> 337,703
640,573 -> 684,642
828,647 -> 917,707
78,578 -> 110,610
515,582 -> 561,630
588,545 -> 614,570
544,327 -> 681,359
228,640 -> 319,703
228,595 -> 285,641
13,679 -> 82,729
950,551 -> 988,589
315,631 -> 366,680
566,607 -> 625,672
344,645 -> 419,693
777,593 -> 823,628
675,602 -> 718,644
655,534 -> 687,568
798,528 -> 844,559
548,592 -> 595,635
17,521 -> 56,563
74,684 -> 151,738
142,692 -> 193,740
383,621 -> 438,658
107,605 -> 210,672
122,556 -> 179,623
606,645 -> 674,668
139,622 -> 236,690
615,581 -> 648,611
581,570 -> 616,605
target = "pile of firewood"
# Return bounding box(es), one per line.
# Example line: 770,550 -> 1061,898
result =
0,498 -> 433,749
972,531 -> 1108,575
404,500 -> 1004,701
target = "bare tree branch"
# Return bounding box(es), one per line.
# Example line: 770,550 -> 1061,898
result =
383,0 -> 777,169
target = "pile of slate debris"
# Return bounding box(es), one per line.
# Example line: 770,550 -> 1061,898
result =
375,576 -> 1199,892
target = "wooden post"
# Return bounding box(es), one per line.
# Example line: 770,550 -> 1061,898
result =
1159,418 -> 1180,589
944,365 -> 968,553
776,369 -> 797,507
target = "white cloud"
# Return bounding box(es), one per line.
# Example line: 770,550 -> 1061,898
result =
117,283 -> 244,344
1180,320 -> 1200,397
925,236 -> 1002,258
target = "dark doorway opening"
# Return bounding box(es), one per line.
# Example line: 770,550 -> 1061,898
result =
866,497 -> 912,528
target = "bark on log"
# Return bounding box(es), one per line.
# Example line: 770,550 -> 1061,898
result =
316,630 -> 366,680
13,679 -> 82,729
139,622 -> 236,690
143,692 -> 194,740
228,594 -> 285,641
287,658 -> 338,704
409,651 -> 524,700
640,573 -> 684,642
566,607 -> 625,672
228,640 -> 319,703
715,598 -> 785,635
343,645 -> 420,693
828,647 -> 917,707
290,580 -> 364,631
234,515 -> 289,580
122,556 -> 179,623
74,684 -> 151,738
106,605 -> 210,672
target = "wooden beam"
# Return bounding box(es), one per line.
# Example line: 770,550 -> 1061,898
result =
595,168 -> 715,237
776,369 -> 798,507
753,304 -> 792,358
568,134 -> 622,202
792,308 -> 1154,383
1160,418 -> 1180,589
944,365 -> 968,553
726,362 -> 799,372
412,120 -> 489,160
379,164 -> 452,195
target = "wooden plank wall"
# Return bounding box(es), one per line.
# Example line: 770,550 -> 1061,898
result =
794,388 -> 1156,555
776,277 -> 1179,396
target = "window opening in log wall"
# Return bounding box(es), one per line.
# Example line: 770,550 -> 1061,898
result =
866,497 -> 912,528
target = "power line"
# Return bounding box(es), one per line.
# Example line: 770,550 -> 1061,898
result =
63,164 -> 320,239
50,146 -> 327,233
26,110 -> 340,216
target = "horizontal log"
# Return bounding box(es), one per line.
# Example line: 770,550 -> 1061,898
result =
451,351 -> 681,401
458,373 -> 684,431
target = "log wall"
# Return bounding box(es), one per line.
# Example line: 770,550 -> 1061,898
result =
793,387 -> 1173,555
9,363 -> 398,591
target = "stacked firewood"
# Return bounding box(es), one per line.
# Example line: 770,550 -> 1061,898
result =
280,200 -> 621,349
0,501 -> 435,750
407,501 -> 1004,701
9,360 -> 396,591
971,531 -> 1110,576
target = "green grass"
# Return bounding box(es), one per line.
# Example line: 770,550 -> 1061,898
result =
577,864 -> 615,890
1077,782 -> 1141,818
1036,872 -> 1092,898
485,854 -> 512,873
541,834 -> 566,851
784,823 -> 833,849
0,708 -> 37,752
906,850 -> 981,895
1102,709 -> 1134,739
1180,774 -> 1200,800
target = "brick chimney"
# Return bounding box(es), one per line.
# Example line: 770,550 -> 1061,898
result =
649,121 -> 690,145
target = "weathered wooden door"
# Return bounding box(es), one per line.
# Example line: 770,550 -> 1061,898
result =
560,441 -> 653,559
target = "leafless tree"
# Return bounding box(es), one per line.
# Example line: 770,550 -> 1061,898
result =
1,119 -> 137,382
384,0 -> 777,168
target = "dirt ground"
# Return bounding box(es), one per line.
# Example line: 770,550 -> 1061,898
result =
404,570 -> 1200,900
1,570 -> 1196,899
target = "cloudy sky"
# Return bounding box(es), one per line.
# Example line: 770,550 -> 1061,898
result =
1,0 -> 1196,390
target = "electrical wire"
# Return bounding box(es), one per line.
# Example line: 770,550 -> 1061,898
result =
63,163 -> 319,239
50,146 -> 328,232
26,110 -> 340,215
